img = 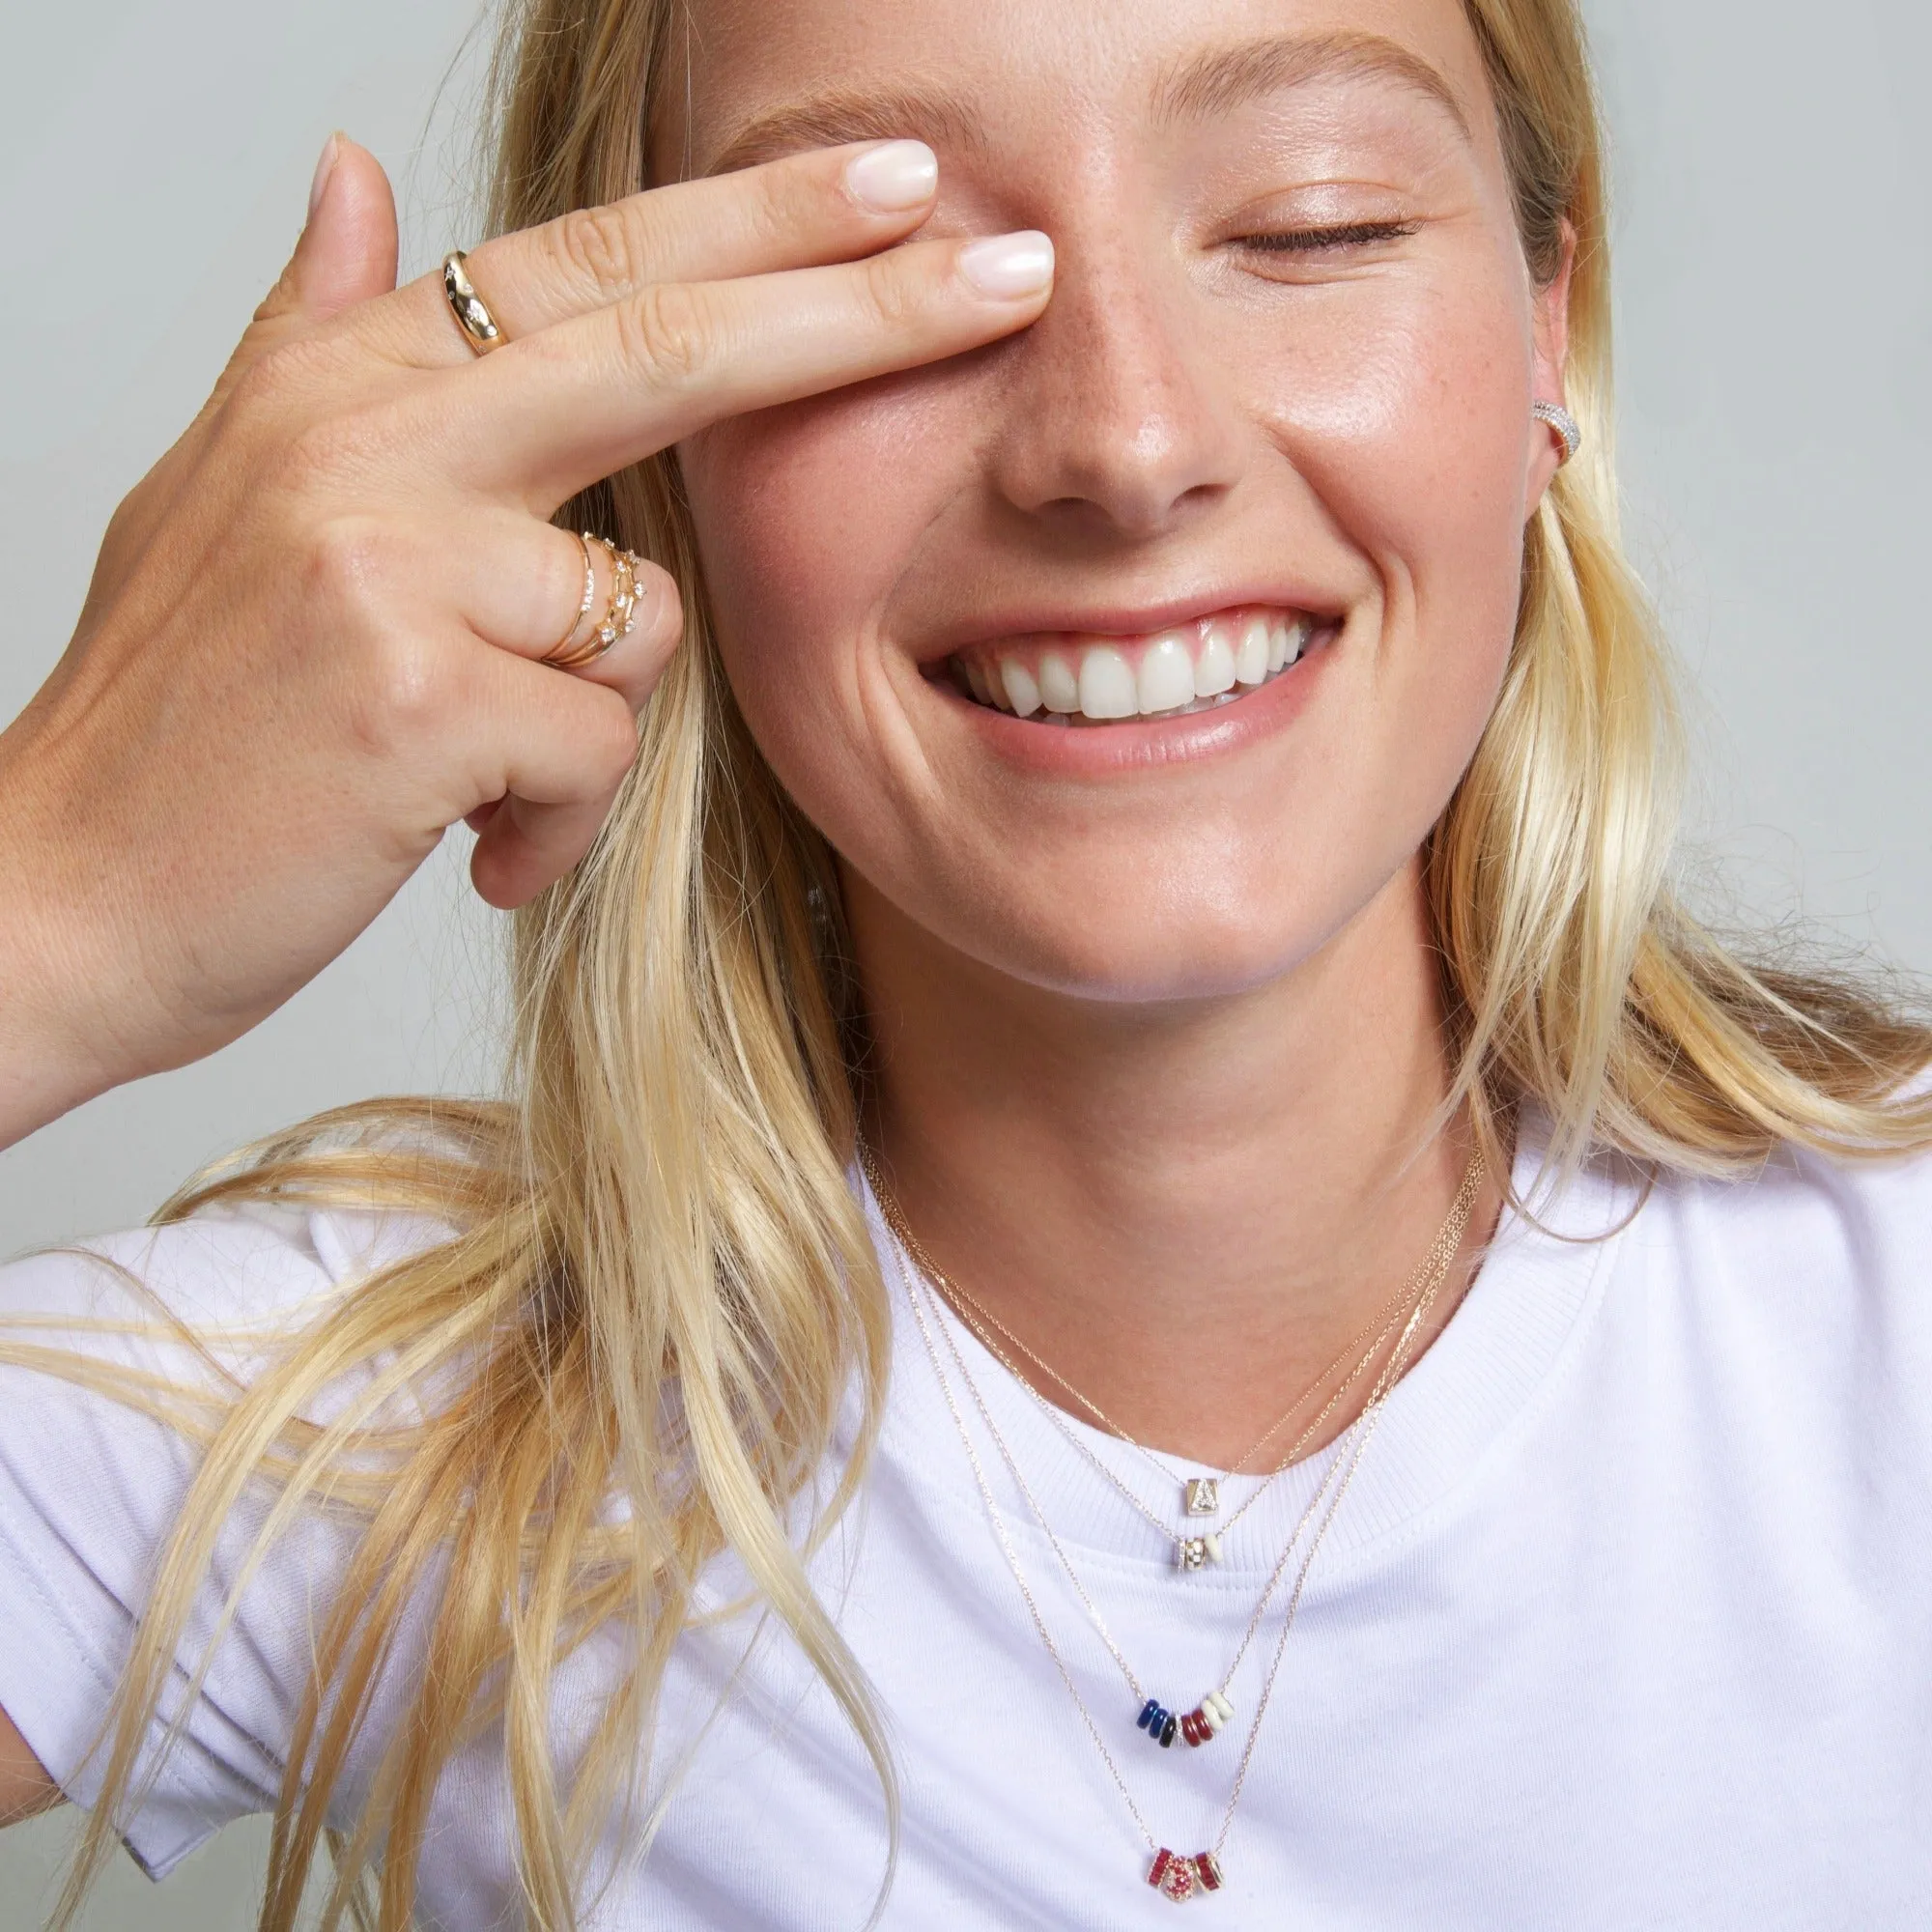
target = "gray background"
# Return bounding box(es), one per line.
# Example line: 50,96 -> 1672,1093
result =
1,0 -> 1926,1922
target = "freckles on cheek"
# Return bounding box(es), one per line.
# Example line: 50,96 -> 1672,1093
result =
1256,285 -> 1532,643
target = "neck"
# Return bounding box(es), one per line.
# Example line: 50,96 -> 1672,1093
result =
851,859 -> 1503,1467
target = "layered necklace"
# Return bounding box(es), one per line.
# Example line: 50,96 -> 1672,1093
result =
861,1145 -> 1484,1904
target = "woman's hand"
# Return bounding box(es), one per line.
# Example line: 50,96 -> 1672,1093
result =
0,136 -> 1053,1148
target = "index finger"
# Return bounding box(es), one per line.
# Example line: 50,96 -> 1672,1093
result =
378,140 -> 944,368
451,227 -> 1058,510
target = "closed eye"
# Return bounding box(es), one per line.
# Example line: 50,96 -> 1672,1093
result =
1236,219 -> 1419,254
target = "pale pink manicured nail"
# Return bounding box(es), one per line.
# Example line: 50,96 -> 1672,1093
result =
307,132 -> 342,221
844,140 -> 938,213
957,231 -> 1055,299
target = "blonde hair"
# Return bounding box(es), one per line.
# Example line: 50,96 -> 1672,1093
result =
15,2 -> 1932,1927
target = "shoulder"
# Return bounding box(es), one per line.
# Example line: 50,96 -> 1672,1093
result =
1610,1139 -> 1932,1473
1634,1136 -> 1932,1306
0,1192 -> 460,1417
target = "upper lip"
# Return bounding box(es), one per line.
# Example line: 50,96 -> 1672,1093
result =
907,584 -> 1345,666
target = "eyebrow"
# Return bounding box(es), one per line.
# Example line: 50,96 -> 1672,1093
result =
699,29 -> 1468,184
702,83 -> 988,179
1152,30 -> 1470,140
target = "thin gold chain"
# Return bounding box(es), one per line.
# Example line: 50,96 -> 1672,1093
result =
939,1269 -> 1422,1547
863,1145 -> 1483,1548
938,1231 -> 1431,1488
894,1218 -> 1459,1865
888,1164 -> 1479,1704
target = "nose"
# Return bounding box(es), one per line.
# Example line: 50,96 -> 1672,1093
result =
980,225 -> 1245,544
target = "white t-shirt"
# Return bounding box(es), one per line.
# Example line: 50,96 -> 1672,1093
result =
3,1121 -> 1931,1928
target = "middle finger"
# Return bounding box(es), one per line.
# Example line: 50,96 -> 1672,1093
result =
382,140 -> 942,368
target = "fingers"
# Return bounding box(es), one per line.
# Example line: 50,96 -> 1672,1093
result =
459,651 -> 646,908
453,229 -> 1056,508
218,140 -> 401,402
304,509 -> 684,720
382,140 -> 944,370
433,510 -> 685,711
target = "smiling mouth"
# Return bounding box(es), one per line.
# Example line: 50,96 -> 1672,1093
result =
937,608 -> 1328,725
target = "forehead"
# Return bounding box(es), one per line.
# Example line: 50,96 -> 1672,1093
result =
669,0 -> 1494,180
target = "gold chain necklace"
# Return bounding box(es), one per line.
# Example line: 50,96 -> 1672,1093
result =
868,1153 -> 1484,1904
863,1144 -> 1481,1571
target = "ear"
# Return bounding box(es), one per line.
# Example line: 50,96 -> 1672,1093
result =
1526,220 -> 1577,511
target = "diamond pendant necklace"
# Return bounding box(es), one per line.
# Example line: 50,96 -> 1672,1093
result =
863,1145 -> 1482,1573
877,1160 -> 1483,1903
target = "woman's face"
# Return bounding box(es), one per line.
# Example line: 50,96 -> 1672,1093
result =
675,0 -> 1568,1004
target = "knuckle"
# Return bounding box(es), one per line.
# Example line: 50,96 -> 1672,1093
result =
304,514 -> 398,615
553,203 -> 641,298
858,249 -> 929,333
743,165 -> 813,252
347,628 -> 464,756
619,281 -> 715,386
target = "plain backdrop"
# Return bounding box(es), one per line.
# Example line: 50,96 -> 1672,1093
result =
1,0 -> 1928,1923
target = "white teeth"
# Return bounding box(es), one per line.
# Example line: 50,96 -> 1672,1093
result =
1269,616 -> 1308,674
1137,634 -> 1196,715
1000,657 -> 1042,717
952,611 -> 1317,723
1195,621 -> 1237,697
1078,646 -> 1139,720
1039,651 -> 1080,713
1235,615 -> 1271,687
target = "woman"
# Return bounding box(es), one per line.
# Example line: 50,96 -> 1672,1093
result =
2,0 -> 1928,1924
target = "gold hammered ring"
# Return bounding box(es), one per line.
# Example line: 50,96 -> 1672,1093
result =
542,535 -> 646,670
442,250 -> 506,356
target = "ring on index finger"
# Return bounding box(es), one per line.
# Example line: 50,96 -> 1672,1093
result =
442,250 -> 507,355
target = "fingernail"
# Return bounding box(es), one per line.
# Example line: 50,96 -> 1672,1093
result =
307,132 -> 342,222
844,139 -> 938,213
957,230 -> 1055,299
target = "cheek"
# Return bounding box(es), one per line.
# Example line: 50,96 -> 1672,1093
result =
681,380 -> 966,724
1258,269 -> 1533,626
1253,266 -> 1533,770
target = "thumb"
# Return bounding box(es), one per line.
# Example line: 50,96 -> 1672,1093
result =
199,136 -> 399,413
260,133 -> 401,326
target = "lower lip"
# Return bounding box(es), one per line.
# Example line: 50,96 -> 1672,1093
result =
934,627 -> 1341,777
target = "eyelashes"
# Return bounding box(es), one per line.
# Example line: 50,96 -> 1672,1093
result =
1235,219 -> 1420,255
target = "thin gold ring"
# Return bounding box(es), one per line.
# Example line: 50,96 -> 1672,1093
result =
442,250 -> 506,356
544,535 -> 648,670
540,531 -> 597,666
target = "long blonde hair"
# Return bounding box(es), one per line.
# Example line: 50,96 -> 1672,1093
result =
15,2 -> 1932,1926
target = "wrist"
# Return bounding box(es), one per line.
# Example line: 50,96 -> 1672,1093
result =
0,741 -> 140,1151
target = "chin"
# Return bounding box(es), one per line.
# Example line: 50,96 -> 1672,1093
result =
923,854 -> 1369,1008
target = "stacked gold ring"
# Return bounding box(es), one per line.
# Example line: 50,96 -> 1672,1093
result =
542,533 -> 648,669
